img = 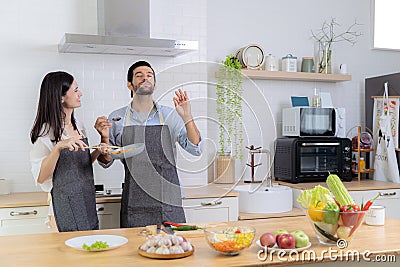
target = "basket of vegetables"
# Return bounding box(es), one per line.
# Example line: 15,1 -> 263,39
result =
297,173 -> 378,246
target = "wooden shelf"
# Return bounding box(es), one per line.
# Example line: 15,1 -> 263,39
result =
241,69 -> 352,82
352,126 -> 375,182
353,148 -> 375,152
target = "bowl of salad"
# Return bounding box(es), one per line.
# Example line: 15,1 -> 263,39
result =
298,174 -> 374,246
204,226 -> 255,255
305,207 -> 366,246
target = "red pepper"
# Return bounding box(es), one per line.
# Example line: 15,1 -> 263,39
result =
163,221 -> 190,227
340,204 -> 360,227
362,194 -> 380,211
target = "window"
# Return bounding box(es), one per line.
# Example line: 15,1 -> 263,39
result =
373,0 -> 400,50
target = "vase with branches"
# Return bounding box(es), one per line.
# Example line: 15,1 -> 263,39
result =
311,18 -> 362,74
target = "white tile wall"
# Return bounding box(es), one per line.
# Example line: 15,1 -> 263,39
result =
0,0 -> 208,192
5,0 -> 400,192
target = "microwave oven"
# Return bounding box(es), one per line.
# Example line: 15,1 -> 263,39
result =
274,137 -> 352,183
282,107 -> 346,138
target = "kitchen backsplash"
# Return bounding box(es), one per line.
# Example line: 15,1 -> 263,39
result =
0,0 -> 208,192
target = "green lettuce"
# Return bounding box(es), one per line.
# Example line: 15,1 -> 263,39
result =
296,185 -> 335,209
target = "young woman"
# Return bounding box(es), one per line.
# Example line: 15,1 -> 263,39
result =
30,71 -> 107,232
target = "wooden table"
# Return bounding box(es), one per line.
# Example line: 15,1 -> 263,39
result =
1,217 -> 399,266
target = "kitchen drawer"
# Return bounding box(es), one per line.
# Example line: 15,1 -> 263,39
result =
0,206 -> 48,219
183,197 -> 238,223
0,206 -> 53,236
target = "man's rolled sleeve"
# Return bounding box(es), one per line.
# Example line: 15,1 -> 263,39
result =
178,130 -> 202,156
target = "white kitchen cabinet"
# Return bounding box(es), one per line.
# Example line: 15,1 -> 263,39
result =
0,206 -> 53,236
96,202 -> 120,229
349,189 -> 400,220
183,197 -> 239,223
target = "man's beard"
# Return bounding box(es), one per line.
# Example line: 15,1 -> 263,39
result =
134,82 -> 154,95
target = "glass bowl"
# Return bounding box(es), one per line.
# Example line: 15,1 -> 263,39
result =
204,226 -> 255,255
305,208 -> 366,246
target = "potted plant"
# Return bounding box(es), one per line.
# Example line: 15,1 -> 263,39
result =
311,18 -> 362,74
214,55 -> 244,183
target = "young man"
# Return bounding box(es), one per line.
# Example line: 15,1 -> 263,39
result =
95,61 -> 202,227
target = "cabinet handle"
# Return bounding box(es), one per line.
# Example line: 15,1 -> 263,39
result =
201,201 -> 222,206
379,192 -> 397,197
10,210 -> 38,216
97,207 -> 105,212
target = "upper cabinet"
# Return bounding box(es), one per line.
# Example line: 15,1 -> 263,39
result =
241,70 -> 352,83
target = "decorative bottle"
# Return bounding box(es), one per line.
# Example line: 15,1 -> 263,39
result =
312,88 -> 321,107
359,157 -> 366,170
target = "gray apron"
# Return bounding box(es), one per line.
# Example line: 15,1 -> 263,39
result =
120,109 -> 186,228
51,137 -> 99,232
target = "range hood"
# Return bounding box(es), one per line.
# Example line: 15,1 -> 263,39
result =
58,0 -> 198,57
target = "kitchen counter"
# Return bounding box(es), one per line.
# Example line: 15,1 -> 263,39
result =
278,179 -> 400,191
0,217 -> 399,266
2,179 -> 399,208
0,184 -> 239,208
0,192 -> 49,208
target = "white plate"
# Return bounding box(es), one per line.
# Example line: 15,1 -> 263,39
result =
65,235 -> 128,252
256,240 -> 311,252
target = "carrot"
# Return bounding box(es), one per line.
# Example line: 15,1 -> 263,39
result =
349,212 -> 366,237
213,241 -> 240,252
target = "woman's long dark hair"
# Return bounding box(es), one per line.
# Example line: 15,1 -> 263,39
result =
30,71 -> 77,144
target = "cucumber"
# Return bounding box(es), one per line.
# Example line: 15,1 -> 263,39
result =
326,173 -> 355,207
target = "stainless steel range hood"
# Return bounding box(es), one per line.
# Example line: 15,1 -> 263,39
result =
58,0 -> 198,57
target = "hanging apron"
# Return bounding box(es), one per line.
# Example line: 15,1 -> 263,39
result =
120,108 -> 186,228
51,137 -> 99,232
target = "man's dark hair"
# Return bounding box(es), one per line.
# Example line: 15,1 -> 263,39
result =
127,60 -> 156,83
127,61 -> 156,97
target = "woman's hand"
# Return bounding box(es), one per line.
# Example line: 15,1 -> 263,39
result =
55,136 -> 87,152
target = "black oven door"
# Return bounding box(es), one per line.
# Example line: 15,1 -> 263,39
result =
296,140 -> 341,179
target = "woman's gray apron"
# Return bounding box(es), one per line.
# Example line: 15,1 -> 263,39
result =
120,108 -> 186,228
51,137 -> 99,232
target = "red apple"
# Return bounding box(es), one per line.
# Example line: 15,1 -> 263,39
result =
275,233 -> 285,243
260,232 -> 276,248
277,234 -> 295,249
